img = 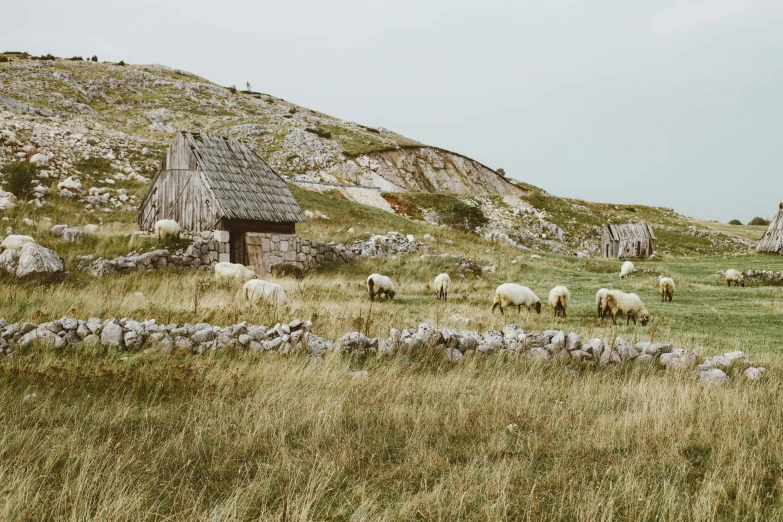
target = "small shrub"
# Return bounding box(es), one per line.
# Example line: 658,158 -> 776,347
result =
0,57 -> 8,63
749,217 -> 770,226
728,219 -> 743,225
118,60 -> 126,66
625,206 -> 636,212
227,85 -> 237,94
67,56 -> 83,61
438,200 -> 489,232
91,55 -> 98,62
496,168 -> 506,177
34,53 -> 55,61
1,162 -> 37,199
75,156 -> 112,176
305,127 -> 332,139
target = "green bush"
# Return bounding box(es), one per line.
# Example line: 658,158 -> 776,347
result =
34,53 -> 55,61
1,162 -> 37,199
91,55 -> 98,62
68,56 -> 83,61
0,57 -> 8,63
749,217 -> 770,226
438,200 -> 489,232
728,219 -> 743,225
118,60 -> 126,66
305,127 -> 331,139
496,168 -> 506,177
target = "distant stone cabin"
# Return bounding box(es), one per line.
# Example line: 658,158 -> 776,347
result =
601,223 -> 655,258
757,203 -> 783,254
138,132 -> 306,273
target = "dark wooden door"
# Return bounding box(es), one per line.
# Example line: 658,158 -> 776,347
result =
244,235 -> 265,275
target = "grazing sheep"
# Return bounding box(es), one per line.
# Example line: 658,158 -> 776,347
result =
548,286 -> 570,318
243,279 -> 287,306
595,288 -> 609,319
602,290 -> 650,326
215,262 -> 257,282
0,235 -> 35,250
659,276 -> 675,302
725,269 -> 745,287
434,273 -> 451,300
620,260 -> 637,279
492,283 -> 541,315
367,274 -> 396,301
154,219 -> 180,240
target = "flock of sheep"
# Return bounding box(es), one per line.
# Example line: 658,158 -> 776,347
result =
166,216 -> 750,323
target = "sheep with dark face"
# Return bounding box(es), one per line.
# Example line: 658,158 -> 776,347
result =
725,269 -> 745,287
492,283 -> 541,315
602,290 -> 650,326
366,274 -> 395,301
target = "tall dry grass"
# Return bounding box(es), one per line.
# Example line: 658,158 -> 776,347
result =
0,349 -> 780,520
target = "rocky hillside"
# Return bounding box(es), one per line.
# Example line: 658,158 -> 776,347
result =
0,52 -> 761,257
0,52 -> 519,197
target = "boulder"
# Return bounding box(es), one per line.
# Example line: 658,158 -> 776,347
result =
743,367 -> 766,381
697,368 -> 730,387
62,227 -> 84,243
101,322 -> 124,347
15,243 -> 68,282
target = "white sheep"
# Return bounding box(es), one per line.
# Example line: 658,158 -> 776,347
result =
620,260 -> 637,279
215,262 -> 257,282
492,283 -> 541,315
366,273 -> 396,301
434,273 -> 451,301
154,219 -> 180,240
602,290 -> 650,326
0,235 -> 35,251
548,285 -> 570,318
595,288 -> 609,319
243,279 -> 288,306
725,269 -> 745,288
659,276 -> 675,302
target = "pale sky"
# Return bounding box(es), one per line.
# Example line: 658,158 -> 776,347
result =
4,0 -> 783,222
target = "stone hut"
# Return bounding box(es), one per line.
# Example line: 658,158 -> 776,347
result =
600,223 -> 655,258
138,132 -> 306,273
757,203 -> 783,254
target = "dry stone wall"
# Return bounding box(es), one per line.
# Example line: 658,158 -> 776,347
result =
0,317 -> 766,387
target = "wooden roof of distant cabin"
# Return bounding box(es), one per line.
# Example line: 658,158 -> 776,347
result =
757,203 -> 783,253
602,223 -> 656,241
161,131 -> 305,223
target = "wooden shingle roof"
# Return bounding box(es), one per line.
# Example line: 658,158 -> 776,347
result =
603,223 -> 656,241
184,132 -> 305,223
757,203 -> 783,253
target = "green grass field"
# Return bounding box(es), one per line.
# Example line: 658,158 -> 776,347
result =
2,185 -> 783,520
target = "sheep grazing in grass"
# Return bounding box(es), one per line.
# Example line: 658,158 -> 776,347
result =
548,285 -> 570,318
602,290 -> 650,326
154,219 -> 180,240
215,262 -> 257,283
492,283 -> 541,315
243,279 -> 287,306
659,276 -> 675,302
434,273 -> 451,300
0,235 -> 35,250
367,274 -> 396,301
620,260 -> 637,279
725,269 -> 745,287
595,288 -> 609,319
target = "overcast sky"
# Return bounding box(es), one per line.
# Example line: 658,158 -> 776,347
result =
4,0 -> 783,222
